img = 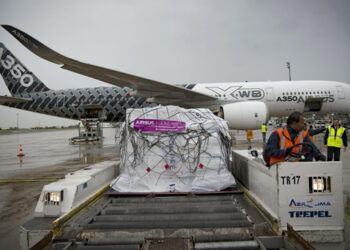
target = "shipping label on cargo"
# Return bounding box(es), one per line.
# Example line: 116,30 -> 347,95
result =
134,119 -> 186,132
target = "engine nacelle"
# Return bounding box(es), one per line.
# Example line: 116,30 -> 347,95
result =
220,101 -> 269,130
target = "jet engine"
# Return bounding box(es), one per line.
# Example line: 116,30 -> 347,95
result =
219,101 -> 269,130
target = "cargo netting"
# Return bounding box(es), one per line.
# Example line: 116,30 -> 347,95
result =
111,105 -> 235,192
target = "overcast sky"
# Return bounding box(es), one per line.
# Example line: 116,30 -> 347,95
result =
0,0 -> 349,128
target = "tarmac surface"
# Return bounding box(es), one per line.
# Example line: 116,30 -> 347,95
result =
0,127 -> 349,249
0,128 -> 120,250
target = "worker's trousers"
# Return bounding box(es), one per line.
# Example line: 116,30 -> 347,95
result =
327,146 -> 341,161
262,133 -> 266,144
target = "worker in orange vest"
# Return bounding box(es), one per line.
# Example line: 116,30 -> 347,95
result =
265,112 -> 326,165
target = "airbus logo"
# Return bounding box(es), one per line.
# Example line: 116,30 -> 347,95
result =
134,119 -> 155,126
206,86 -> 264,100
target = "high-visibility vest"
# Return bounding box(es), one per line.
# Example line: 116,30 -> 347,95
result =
261,125 -> 267,133
246,130 -> 253,139
269,126 -> 308,165
327,126 -> 345,148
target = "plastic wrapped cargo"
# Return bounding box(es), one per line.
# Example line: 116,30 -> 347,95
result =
111,105 -> 235,192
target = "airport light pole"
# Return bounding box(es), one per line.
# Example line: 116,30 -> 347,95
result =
286,62 -> 291,81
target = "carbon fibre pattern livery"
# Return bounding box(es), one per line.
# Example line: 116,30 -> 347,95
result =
0,43 -> 50,95
0,43 -> 149,122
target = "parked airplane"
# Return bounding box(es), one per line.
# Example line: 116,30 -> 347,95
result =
0,43 -> 148,123
1,25 -> 350,129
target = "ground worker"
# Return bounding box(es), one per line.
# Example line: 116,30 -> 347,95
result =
324,117 -> 347,161
261,123 -> 267,144
265,112 -> 326,166
246,129 -> 253,149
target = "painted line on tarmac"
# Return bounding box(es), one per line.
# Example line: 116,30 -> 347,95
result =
344,170 -> 350,173
0,179 -> 60,183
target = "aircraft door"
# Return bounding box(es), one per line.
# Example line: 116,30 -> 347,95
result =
304,98 -> 323,112
265,87 -> 274,101
336,86 -> 345,99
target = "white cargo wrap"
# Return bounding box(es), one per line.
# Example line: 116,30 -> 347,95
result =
111,106 -> 235,192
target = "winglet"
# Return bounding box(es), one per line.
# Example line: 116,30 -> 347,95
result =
2,25 -> 67,65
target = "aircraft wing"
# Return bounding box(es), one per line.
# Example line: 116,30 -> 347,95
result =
0,95 -> 31,104
2,25 -> 217,106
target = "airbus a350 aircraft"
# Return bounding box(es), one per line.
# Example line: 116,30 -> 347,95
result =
1,25 -> 349,129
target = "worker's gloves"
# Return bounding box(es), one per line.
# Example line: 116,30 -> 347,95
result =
316,154 -> 326,161
285,146 -> 293,155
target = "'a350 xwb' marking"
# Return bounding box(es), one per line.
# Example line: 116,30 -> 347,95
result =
0,47 -> 34,87
206,86 -> 264,100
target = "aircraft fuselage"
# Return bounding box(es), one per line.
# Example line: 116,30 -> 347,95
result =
3,80 -> 349,123
191,80 -> 350,115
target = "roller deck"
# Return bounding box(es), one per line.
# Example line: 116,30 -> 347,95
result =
21,148 -> 329,250
23,191 -> 312,249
